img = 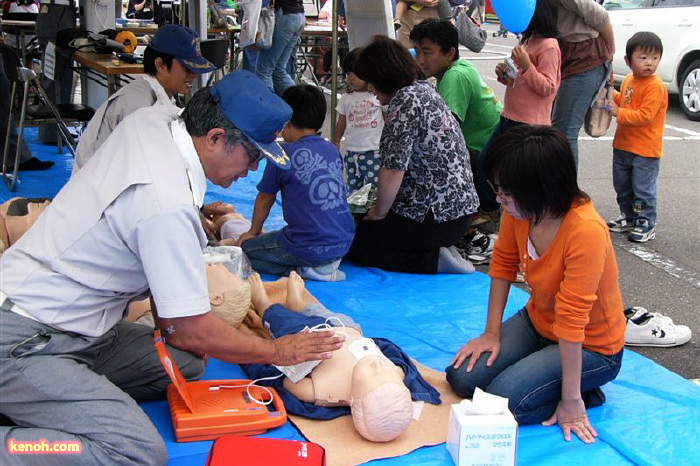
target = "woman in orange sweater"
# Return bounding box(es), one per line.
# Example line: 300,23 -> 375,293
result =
446,125 -> 625,444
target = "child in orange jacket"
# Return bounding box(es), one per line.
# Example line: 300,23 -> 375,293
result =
607,31 -> 668,243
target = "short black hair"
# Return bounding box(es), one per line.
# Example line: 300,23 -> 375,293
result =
626,31 -> 663,59
409,18 -> 460,62
143,46 -> 175,76
281,84 -> 326,131
521,0 -> 559,42
353,35 -> 423,97
483,125 -> 590,224
341,47 -> 363,74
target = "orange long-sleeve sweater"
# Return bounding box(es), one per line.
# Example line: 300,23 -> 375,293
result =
613,73 -> 668,158
490,200 -> 626,355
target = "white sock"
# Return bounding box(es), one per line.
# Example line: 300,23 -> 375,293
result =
437,247 -> 475,274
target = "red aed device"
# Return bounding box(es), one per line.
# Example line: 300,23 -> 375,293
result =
154,330 -> 288,442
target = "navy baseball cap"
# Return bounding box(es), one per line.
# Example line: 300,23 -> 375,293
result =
150,25 -> 216,73
210,71 -> 293,169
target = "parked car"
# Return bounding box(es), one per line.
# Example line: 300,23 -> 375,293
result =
602,0 -> 700,121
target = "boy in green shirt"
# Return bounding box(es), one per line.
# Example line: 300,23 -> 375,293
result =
410,18 -> 503,254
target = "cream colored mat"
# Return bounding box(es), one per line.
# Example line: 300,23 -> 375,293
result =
290,363 -> 461,466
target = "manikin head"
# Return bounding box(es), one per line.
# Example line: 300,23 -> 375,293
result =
206,263 -> 251,327
349,355 -> 413,442
0,197 -> 51,253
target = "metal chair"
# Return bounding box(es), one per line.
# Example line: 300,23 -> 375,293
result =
1,44 -> 94,191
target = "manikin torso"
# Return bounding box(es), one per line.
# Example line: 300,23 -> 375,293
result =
308,328 -> 405,406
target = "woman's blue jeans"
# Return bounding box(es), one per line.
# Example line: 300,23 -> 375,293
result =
255,10 -> 305,95
445,307 -> 623,424
552,64 -> 607,168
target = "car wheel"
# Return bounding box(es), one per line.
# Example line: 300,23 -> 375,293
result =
679,59 -> 700,121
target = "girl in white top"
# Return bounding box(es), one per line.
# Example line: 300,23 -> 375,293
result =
334,48 -> 385,194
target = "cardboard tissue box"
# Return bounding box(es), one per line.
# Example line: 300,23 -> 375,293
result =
446,388 -> 518,466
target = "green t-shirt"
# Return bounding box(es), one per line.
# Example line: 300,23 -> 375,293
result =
436,59 -> 502,152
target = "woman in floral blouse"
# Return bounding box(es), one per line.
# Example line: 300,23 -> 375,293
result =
346,35 -> 479,274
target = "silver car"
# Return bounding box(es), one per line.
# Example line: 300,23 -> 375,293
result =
602,0 -> 700,121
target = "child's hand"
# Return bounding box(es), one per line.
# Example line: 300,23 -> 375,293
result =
495,62 -> 507,85
511,46 -> 531,73
236,231 -> 257,246
609,101 -> 619,117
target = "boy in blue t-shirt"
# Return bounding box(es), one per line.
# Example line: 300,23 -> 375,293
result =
239,85 -> 355,281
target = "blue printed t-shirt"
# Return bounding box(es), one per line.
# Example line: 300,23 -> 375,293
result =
257,134 -> 356,262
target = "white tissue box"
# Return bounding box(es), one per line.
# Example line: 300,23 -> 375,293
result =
446,402 -> 518,466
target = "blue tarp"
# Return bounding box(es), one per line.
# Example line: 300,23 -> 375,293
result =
3,129 -> 699,465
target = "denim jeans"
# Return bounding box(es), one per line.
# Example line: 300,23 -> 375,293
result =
255,10 -> 305,95
552,64 -> 607,167
475,116 -> 525,213
241,231 -> 340,276
445,307 -> 623,424
265,303 -> 363,335
242,48 -> 258,73
612,148 -> 660,226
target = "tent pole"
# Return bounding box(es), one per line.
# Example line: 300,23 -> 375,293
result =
330,0 -> 339,143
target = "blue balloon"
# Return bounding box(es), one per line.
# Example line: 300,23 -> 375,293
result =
491,0 -> 536,35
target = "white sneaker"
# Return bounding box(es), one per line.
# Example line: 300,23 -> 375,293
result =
607,213 -> 634,233
624,307 -> 692,347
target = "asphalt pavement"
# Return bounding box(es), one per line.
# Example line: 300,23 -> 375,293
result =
318,24 -> 699,383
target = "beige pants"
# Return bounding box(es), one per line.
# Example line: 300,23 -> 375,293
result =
396,7 -> 440,49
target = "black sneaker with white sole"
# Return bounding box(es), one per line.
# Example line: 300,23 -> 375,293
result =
627,219 -> 656,242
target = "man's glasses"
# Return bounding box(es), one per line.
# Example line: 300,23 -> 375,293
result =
240,140 -> 264,168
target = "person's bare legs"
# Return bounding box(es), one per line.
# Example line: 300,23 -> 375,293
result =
284,271 -> 308,311
249,272 -> 272,316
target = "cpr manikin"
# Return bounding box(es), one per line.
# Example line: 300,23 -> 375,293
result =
0,197 -> 51,253
127,263 -> 251,328
205,263 -> 251,327
249,272 -> 414,442
202,202 -> 254,246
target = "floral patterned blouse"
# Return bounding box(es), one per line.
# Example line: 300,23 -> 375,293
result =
380,80 -> 479,223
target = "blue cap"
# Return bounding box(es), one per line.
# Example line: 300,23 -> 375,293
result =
210,71 -> 293,169
150,25 -> 216,73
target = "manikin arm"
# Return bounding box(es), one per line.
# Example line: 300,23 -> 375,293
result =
283,377 -> 316,402
237,191 -> 276,245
